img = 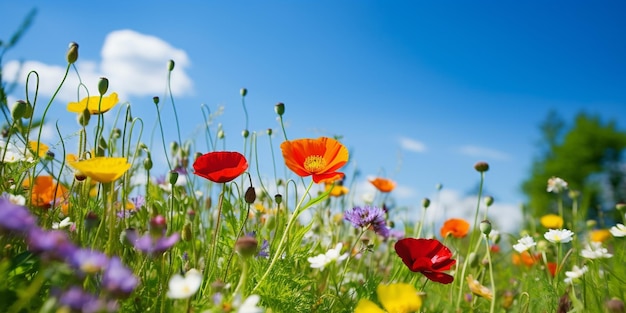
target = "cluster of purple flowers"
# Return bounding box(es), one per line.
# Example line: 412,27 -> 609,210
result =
344,205 -> 391,238
0,198 -> 140,312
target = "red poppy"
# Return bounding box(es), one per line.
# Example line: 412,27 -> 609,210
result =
193,151 -> 248,183
394,238 -> 456,284
546,262 -> 557,277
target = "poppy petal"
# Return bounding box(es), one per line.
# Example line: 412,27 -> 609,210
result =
422,271 -> 455,284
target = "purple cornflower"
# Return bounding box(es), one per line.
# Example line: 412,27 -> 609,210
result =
344,206 -> 390,238
257,239 -> 269,258
102,257 -> 140,298
57,286 -> 118,313
27,228 -> 76,261
0,198 -> 37,234
125,229 -> 180,256
69,248 -> 110,275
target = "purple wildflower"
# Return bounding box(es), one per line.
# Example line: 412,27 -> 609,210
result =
57,286 -> 118,313
258,239 -> 269,258
102,257 -> 140,298
0,198 -> 37,234
126,229 -> 180,256
27,228 -> 76,261
69,248 -> 110,274
344,206 -> 390,238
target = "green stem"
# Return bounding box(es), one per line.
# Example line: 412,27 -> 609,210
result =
484,236 -> 496,313
252,181 -> 314,293
456,172 -> 485,309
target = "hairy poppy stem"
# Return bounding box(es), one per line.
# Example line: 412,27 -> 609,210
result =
208,183 -> 226,280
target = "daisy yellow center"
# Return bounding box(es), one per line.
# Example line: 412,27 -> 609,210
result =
304,155 -> 326,173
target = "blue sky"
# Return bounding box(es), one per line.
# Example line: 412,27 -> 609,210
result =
2,1 -> 625,232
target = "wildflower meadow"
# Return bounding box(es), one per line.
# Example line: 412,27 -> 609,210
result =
2,37 -> 626,313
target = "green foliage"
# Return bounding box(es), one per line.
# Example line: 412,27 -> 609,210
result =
522,111 -> 626,220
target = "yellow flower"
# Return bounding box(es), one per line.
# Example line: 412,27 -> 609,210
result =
466,275 -> 493,300
354,283 -> 421,313
69,157 -> 130,183
67,92 -> 119,114
325,183 -> 349,197
590,229 -> 611,243
28,141 -> 49,158
540,214 -> 563,229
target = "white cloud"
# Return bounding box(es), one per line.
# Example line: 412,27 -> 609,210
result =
458,145 -> 510,160
4,29 -> 193,103
392,189 -> 522,235
398,136 -> 427,153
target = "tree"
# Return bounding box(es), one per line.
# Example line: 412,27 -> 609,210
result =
522,111 -> 626,224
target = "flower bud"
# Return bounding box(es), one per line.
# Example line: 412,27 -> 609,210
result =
79,108 -> 91,127
274,194 -> 283,205
167,59 -> 175,71
480,220 -> 492,235
66,42 -> 79,64
112,128 -> 122,139
422,197 -> 431,209
217,129 -> 225,139
436,183 -> 443,190
242,129 -> 249,138
240,88 -> 247,97
181,221 -> 193,242
606,298 -> 625,313
474,161 -> 489,172
235,235 -> 258,258
152,96 -> 160,105
484,196 -> 494,207
168,171 -> 179,185
275,102 -> 285,116
11,100 -> 28,120
98,77 -> 109,95
170,141 -> 179,155
98,136 -> 108,150
150,215 -> 167,234
143,156 -> 153,171
74,170 -> 87,182
245,186 -> 256,204
267,128 -> 273,136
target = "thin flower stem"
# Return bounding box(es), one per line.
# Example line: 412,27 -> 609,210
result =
153,100 -> 172,171
252,181 -> 314,293
167,69 -> 183,146
456,172 -> 485,310
207,183 -> 226,280
483,236 -> 496,313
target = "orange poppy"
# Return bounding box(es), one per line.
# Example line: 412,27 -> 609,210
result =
280,137 -> 349,184
512,251 -> 538,267
369,177 -> 396,193
440,218 -> 470,238
193,151 -> 248,183
23,176 -> 70,213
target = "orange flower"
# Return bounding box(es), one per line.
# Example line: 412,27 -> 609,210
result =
512,251 -> 538,267
589,229 -> 611,243
440,218 -> 470,238
23,176 -> 69,213
280,137 -> 349,184
369,177 -> 396,193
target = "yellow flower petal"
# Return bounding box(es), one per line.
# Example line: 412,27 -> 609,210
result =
354,299 -> 385,313
540,214 -> 563,229
377,283 -> 422,313
466,275 -> 493,300
67,92 -> 119,114
28,141 -> 49,158
69,157 -> 130,183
